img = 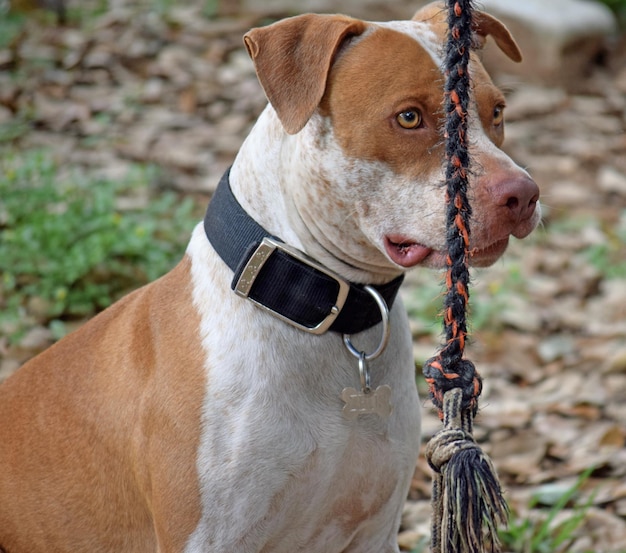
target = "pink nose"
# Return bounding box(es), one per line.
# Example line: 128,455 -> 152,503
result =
492,175 -> 540,224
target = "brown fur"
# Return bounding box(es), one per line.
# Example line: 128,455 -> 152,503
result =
0,258 -> 205,552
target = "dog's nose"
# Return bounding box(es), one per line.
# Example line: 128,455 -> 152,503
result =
492,175 -> 540,223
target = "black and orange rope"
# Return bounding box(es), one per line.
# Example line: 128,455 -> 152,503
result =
422,1 -> 508,552
422,0 -> 481,420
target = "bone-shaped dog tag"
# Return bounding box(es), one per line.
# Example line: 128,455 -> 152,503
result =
341,385 -> 392,420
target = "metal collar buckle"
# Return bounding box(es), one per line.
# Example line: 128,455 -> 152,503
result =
233,237 -> 350,334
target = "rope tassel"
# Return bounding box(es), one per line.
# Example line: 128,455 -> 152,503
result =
422,0 -> 508,551
424,389 -> 508,553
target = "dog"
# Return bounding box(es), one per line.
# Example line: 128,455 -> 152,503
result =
0,3 -> 540,552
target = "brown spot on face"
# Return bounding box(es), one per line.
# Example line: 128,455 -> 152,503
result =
359,200 -> 370,218
471,54 -> 507,146
319,26 -> 445,178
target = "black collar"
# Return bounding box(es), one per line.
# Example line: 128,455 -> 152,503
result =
203,168 -> 404,335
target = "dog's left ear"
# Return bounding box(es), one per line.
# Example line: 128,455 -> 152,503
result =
471,11 -> 522,63
244,14 -> 367,135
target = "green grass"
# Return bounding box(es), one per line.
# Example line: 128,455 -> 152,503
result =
0,148 -> 198,341
499,467 -> 597,553
403,258 -> 529,341
405,468 -> 608,553
595,0 -> 626,22
0,115 -> 32,143
409,538 -> 429,553
408,468 -> 606,553
583,212 -> 626,279
0,12 -> 26,49
61,0 -> 223,24
544,213 -> 626,280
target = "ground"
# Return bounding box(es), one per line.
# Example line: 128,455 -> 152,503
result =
0,1 -> 625,551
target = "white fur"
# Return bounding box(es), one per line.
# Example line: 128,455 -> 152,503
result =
185,223 -> 420,552
182,16 -> 537,553
376,20 -> 443,67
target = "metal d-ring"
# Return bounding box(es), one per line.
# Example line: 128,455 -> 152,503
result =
357,351 -> 371,393
343,285 -> 391,362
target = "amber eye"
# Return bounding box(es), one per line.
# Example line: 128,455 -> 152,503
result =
493,104 -> 505,126
396,109 -> 422,129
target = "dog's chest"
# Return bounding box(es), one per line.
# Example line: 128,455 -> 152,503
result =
184,226 -> 420,551
189,372 -> 418,552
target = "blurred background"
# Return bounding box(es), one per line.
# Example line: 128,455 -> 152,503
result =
0,1 -> 625,551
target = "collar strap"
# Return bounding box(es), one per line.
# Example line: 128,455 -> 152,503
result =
203,168 -> 404,335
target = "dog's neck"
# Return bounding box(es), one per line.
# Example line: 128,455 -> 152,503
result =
229,107 -> 299,245
229,106 -> 404,285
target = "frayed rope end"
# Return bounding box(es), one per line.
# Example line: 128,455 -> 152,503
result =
425,388 -> 508,553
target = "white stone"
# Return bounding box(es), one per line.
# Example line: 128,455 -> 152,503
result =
478,0 -> 618,87
598,165 -> 626,196
480,0 -> 617,38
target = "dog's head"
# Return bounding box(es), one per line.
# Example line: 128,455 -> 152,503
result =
243,3 -> 540,279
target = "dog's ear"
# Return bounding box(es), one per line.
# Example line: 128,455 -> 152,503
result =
412,2 -> 522,63
472,11 -> 522,63
244,14 -> 367,135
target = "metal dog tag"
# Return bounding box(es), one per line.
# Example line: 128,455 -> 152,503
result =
341,385 -> 392,420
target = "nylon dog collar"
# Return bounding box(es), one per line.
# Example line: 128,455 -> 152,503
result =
203,168 -> 403,335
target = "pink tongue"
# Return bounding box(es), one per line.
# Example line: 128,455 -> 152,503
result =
384,236 -> 433,267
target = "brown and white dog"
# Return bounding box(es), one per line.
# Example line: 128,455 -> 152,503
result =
0,3 -> 540,552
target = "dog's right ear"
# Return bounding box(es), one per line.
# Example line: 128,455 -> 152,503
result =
244,14 -> 367,135
471,11 -> 522,63
412,2 -> 522,63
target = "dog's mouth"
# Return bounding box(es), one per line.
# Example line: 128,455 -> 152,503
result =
384,235 -> 434,268
468,238 -> 510,267
384,235 -> 511,269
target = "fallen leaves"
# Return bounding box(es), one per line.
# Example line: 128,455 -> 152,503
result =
0,1 -> 625,551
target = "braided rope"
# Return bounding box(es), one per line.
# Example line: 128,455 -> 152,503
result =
423,0 -> 480,418
422,1 -> 508,551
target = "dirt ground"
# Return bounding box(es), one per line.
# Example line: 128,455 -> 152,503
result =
0,1 -> 625,551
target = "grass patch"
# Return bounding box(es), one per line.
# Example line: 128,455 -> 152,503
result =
499,467 -> 596,553
595,0 -> 626,23
0,148 -> 198,341
409,538 -> 429,553
62,0 -> 223,24
583,211 -> 626,279
403,277 -> 445,338
0,116 -> 32,143
0,12 -> 26,49
403,259 -> 529,340
550,211 -> 626,279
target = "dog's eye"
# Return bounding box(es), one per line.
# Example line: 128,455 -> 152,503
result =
493,104 -> 505,126
396,109 -> 422,129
